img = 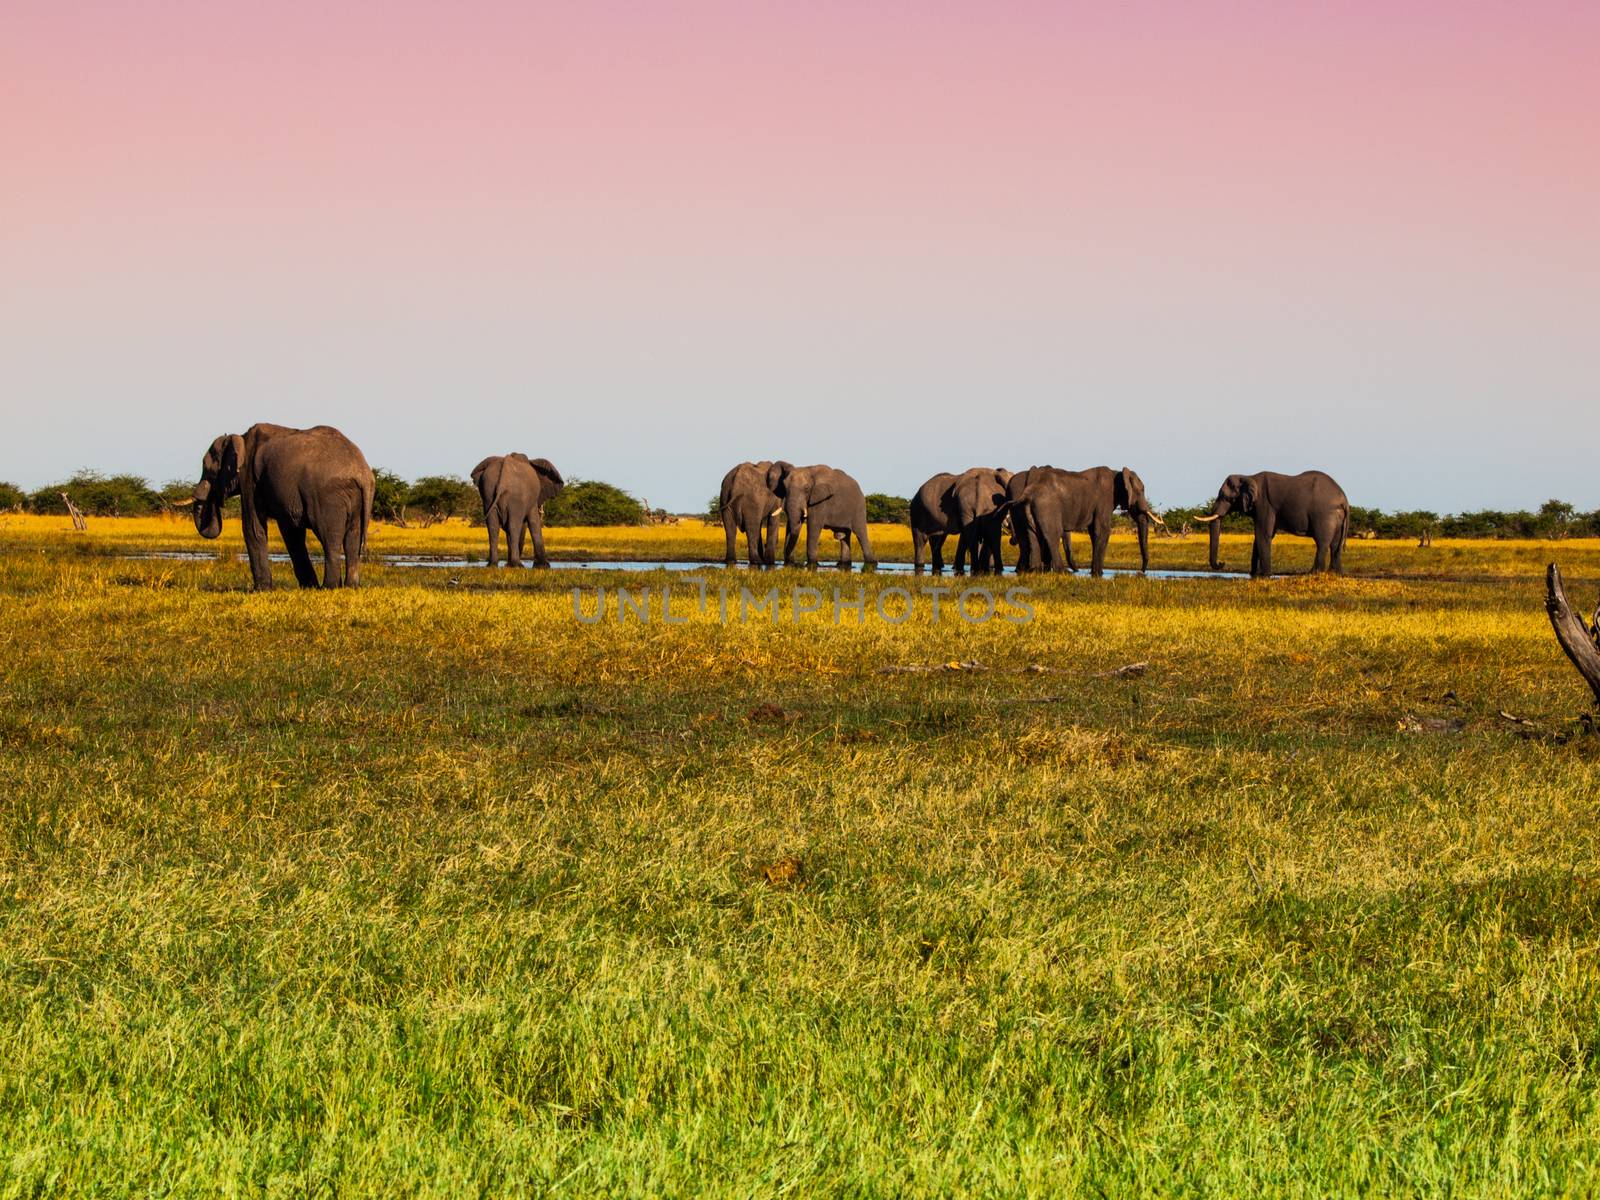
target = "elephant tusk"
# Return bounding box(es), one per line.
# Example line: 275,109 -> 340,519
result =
1150,512 -> 1167,527
1192,514 -> 1221,523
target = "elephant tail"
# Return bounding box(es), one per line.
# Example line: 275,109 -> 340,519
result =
359,476 -> 373,557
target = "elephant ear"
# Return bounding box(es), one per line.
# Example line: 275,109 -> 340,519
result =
529,457 -> 564,493
470,456 -> 498,487
766,462 -> 791,494
216,433 -> 245,496
804,475 -> 835,508
1238,476 -> 1260,512
1116,468 -> 1135,511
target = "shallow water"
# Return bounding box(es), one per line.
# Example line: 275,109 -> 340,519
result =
118,550 -> 1245,579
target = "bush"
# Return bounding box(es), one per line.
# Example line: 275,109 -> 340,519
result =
406,476 -> 478,525
31,471 -> 161,516
865,494 -> 910,524
544,480 -> 645,527
371,469 -> 411,524
0,482 -> 24,511
1163,504 -> 1251,532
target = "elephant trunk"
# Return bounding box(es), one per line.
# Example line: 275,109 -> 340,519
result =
1207,503 -> 1226,569
194,483 -> 223,539
783,498 -> 806,561
1136,512 -> 1151,572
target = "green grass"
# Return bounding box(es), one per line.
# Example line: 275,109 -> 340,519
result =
2,525 -> 1600,1196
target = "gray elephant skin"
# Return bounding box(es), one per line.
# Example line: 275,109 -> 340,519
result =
1003,467 -> 1049,572
472,453 -> 565,568
720,460 -> 790,567
910,467 -> 1011,574
768,463 -> 877,570
193,423 -> 374,590
1196,470 -> 1348,578
1020,466 -> 1162,576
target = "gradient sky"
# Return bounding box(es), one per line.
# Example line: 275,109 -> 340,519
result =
2,0 -> 1596,511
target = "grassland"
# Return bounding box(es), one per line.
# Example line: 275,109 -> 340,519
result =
3,515 -> 1600,1197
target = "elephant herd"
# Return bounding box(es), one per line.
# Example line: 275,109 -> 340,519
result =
722,460 -> 1349,580
189,422 -> 1349,589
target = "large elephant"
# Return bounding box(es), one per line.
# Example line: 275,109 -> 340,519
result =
1195,470 -> 1348,578
910,467 -> 1011,574
1021,466 -> 1163,577
719,460 -> 790,567
768,462 -> 877,570
193,423 -> 373,590
471,453 -> 565,568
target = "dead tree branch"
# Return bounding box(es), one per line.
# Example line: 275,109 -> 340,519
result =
60,492 -> 86,532
1546,564 -> 1600,706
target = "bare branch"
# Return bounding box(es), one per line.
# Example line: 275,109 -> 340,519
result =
1546,564 -> 1600,706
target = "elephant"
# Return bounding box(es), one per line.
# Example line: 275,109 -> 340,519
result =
719,460 -> 790,566
768,462 -> 877,570
1020,466 -> 1163,577
193,423 -> 374,590
1002,466 -> 1055,573
910,467 -> 1011,574
471,453 -> 565,568
1194,470 -> 1348,578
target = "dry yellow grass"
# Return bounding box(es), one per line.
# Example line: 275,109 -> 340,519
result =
2,519 -> 1599,1195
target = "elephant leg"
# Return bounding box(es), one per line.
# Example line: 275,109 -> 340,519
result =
242,505 -> 274,591
930,533 -> 946,574
279,521 -> 320,589
1014,522 -> 1033,572
1331,518 -> 1346,573
972,526 -> 992,573
529,513 -> 550,568
737,516 -> 754,566
319,525 -> 344,589
981,524 -> 1002,573
1042,520 -> 1066,573
805,519 -> 821,569
753,516 -> 771,567
764,513 -> 781,567
954,529 -> 971,575
912,526 -> 928,573
1312,533 -> 1329,573
1063,530 -> 1079,572
1090,525 -> 1109,578
485,511 -> 501,567
507,511 -> 526,568
343,514 -> 363,587
1253,520 -> 1275,578
856,521 -> 876,569
722,507 -> 738,565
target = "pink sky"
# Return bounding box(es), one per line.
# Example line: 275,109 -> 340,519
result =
3,0 -> 1597,508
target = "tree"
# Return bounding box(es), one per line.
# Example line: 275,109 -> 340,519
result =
1546,565 -> 1600,708
1536,499 -> 1577,539
30,471 -> 160,516
371,469 -> 411,524
864,493 -> 910,524
405,476 -> 477,525
0,482 -> 24,511
544,480 -> 646,526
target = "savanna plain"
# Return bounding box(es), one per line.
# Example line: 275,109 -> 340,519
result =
3,514 -> 1600,1198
